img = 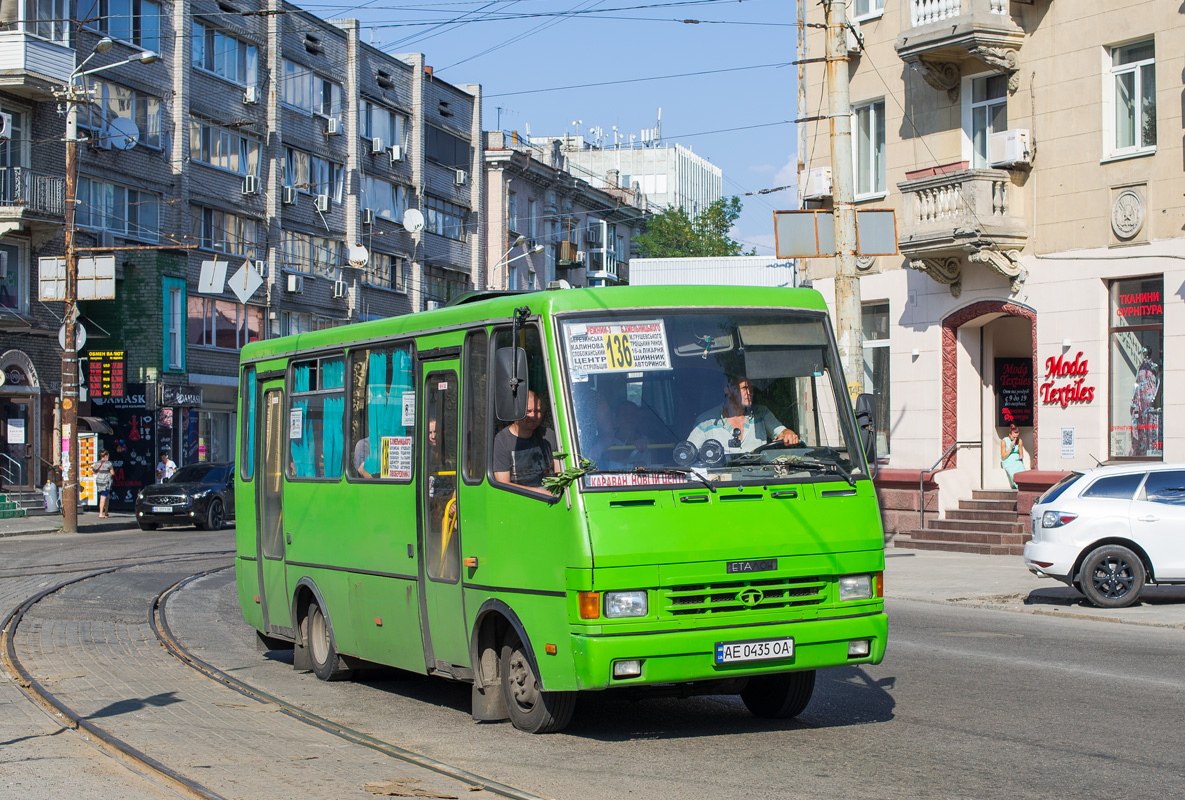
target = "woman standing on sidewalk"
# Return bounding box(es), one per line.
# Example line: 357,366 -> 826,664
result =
93,450 -> 113,518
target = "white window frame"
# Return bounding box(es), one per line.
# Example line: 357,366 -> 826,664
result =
961,72 -> 1008,168
852,98 -> 886,199
76,176 -> 160,241
0,240 -> 30,315
852,0 -> 883,21
166,285 -> 184,370
282,60 -> 341,119
190,116 -> 261,176
1103,39 -> 1156,161
81,0 -> 160,50
82,79 -> 163,149
861,301 -> 890,458
192,21 -> 259,87
360,174 -> 408,223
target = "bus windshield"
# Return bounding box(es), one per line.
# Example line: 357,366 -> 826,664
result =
561,309 -> 864,489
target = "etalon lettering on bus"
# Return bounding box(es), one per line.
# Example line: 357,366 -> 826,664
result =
235,285 -> 888,733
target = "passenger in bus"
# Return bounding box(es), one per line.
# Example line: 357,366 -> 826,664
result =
353,437 -> 374,478
589,400 -> 656,469
687,375 -> 800,457
492,390 -> 561,496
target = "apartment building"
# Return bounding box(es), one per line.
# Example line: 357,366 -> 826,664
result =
484,132 -> 647,290
0,0 -> 481,504
800,2 -> 1185,529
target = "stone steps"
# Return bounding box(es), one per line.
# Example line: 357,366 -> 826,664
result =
896,489 -> 1028,556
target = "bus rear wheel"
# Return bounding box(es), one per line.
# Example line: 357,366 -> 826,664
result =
740,670 -> 816,719
499,632 -> 575,734
303,599 -> 353,682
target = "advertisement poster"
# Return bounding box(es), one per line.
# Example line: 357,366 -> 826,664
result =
382,436 -> 413,480
91,383 -> 155,509
995,357 -> 1033,427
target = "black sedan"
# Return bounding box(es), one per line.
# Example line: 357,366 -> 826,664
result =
135,462 -> 235,531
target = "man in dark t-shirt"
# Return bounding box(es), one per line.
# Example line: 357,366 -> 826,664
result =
493,390 -> 560,496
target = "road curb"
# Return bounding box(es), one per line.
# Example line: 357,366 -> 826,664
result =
890,594 -> 1185,630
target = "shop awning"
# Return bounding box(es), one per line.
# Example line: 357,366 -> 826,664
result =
78,416 -> 114,434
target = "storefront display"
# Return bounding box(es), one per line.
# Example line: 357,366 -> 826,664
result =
1109,277 -> 1163,459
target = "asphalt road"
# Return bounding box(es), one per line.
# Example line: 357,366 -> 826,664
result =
4,528 -> 1185,799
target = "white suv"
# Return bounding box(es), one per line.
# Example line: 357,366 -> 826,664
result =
1025,463 -> 1185,608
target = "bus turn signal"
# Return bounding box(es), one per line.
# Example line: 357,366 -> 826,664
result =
578,591 -> 601,619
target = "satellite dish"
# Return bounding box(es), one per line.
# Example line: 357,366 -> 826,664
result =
402,208 -> 425,234
106,116 -> 139,151
347,244 -> 369,268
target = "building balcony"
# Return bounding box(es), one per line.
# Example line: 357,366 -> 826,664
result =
0,167 -> 66,234
898,165 -> 1027,296
0,30 -> 75,100
896,0 -> 1024,101
556,240 -> 582,268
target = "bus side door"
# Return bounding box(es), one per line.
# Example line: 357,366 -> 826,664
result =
257,385 -> 293,637
418,363 -> 470,670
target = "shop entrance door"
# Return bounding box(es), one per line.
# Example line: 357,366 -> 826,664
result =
0,397 -> 33,489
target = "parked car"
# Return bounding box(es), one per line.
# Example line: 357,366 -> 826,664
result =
1025,463 -> 1185,608
135,462 -> 235,531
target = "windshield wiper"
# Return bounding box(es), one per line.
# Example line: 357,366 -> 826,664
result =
786,456 -> 855,486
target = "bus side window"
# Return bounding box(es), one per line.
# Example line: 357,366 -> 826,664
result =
489,326 -> 557,495
463,329 -> 488,484
289,355 -> 346,479
241,366 -> 256,481
348,343 -> 414,481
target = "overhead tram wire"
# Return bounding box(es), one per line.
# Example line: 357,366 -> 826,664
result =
435,0 -> 607,73
485,61 -> 791,97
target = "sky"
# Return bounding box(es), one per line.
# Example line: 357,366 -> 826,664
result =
295,0 -> 800,254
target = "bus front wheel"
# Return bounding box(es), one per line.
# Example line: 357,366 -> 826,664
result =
740,670 -> 816,719
303,599 -> 353,682
499,632 -> 575,734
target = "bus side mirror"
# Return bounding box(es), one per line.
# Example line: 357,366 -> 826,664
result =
494,346 -> 529,422
855,393 -> 878,477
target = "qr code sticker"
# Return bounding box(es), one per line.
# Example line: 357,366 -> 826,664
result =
1062,429 -> 1074,447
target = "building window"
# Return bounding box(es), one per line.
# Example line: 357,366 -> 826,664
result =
192,22 -> 257,86
1109,276 -> 1162,459
187,296 -> 262,350
283,147 -> 342,201
80,0 -> 160,51
281,230 -> 343,277
195,411 -> 233,463
280,310 -> 340,336
192,207 -> 263,259
190,117 -> 261,175
360,174 -> 408,222
0,241 -> 28,315
1109,40 -> 1156,156
424,265 -> 470,308
862,302 -> 890,457
76,177 -> 160,241
282,60 -> 342,118
425,125 -> 469,169
970,75 -> 1007,168
162,276 -> 185,372
853,0 -> 883,19
83,79 -> 162,149
23,0 -> 68,41
853,99 -> 885,197
360,100 -> 406,148
424,195 -> 466,240
507,191 -> 518,234
526,198 -> 537,239
365,251 -> 408,291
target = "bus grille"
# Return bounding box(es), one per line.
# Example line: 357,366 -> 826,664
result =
662,577 -> 827,617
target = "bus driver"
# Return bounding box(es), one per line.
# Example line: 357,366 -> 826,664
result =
493,390 -> 562,496
687,375 -> 799,457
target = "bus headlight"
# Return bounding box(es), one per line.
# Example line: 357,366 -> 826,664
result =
838,574 -> 874,602
604,591 -> 648,618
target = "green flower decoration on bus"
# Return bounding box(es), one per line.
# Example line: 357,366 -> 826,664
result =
543,457 -> 597,496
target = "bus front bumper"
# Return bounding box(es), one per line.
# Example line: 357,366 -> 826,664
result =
568,611 -> 887,691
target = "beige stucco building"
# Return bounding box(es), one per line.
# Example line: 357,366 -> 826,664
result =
800,1 -> 1185,537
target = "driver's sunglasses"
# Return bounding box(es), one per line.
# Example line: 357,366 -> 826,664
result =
728,427 -> 742,448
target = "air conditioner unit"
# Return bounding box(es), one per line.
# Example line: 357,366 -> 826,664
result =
242,174 -> 259,195
584,226 -> 602,245
454,169 -> 468,186
90,130 -> 112,150
989,128 -> 1032,167
0,112 -> 11,140
332,279 -> 347,299
801,167 -> 833,201
282,185 -> 297,205
314,194 -> 330,213
389,145 -> 403,163
425,300 -> 440,310
845,17 -> 863,53
575,249 -> 586,264
325,117 -> 341,136
287,274 -> 304,293
252,260 -> 267,275
244,86 -> 259,105
371,137 -> 385,155
362,208 -> 375,225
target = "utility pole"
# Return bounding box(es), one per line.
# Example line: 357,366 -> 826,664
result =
822,0 -> 864,399
60,81 -> 81,534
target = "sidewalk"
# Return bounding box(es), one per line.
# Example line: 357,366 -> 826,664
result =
886,546 -> 1185,629
0,510 -> 142,537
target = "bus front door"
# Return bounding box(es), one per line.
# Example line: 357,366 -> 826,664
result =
257,387 -> 292,638
419,367 -> 469,671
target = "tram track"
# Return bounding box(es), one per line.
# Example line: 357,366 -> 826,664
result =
2,556 -> 549,800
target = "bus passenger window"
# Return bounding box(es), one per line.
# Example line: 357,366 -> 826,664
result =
348,344 -> 414,480
241,366 -> 256,480
289,356 -> 346,479
463,330 -> 488,483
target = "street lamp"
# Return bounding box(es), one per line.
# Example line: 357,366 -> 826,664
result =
490,235 -> 546,290
59,43 -> 159,534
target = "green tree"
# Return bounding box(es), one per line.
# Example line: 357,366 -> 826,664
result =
634,196 -> 755,258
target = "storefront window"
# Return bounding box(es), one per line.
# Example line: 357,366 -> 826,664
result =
196,410 -> 233,464
1109,277 -> 1163,459
862,302 -> 890,457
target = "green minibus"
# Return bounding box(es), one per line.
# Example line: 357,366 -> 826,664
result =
236,285 -> 887,733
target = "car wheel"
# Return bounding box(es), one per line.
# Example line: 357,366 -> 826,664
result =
1079,544 -> 1145,609
204,498 -> 225,531
740,670 -> 816,719
138,522 -> 158,531
303,598 -> 352,681
499,631 -> 575,733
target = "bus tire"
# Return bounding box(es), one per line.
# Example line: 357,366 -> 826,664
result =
499,632 -> 575,733
740,670 -> 816,719
303,598 -> 353,682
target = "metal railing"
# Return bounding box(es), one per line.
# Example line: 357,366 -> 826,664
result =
0,167 -> 67,216
919,441 -> 961,530
0,452 -> 26,488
